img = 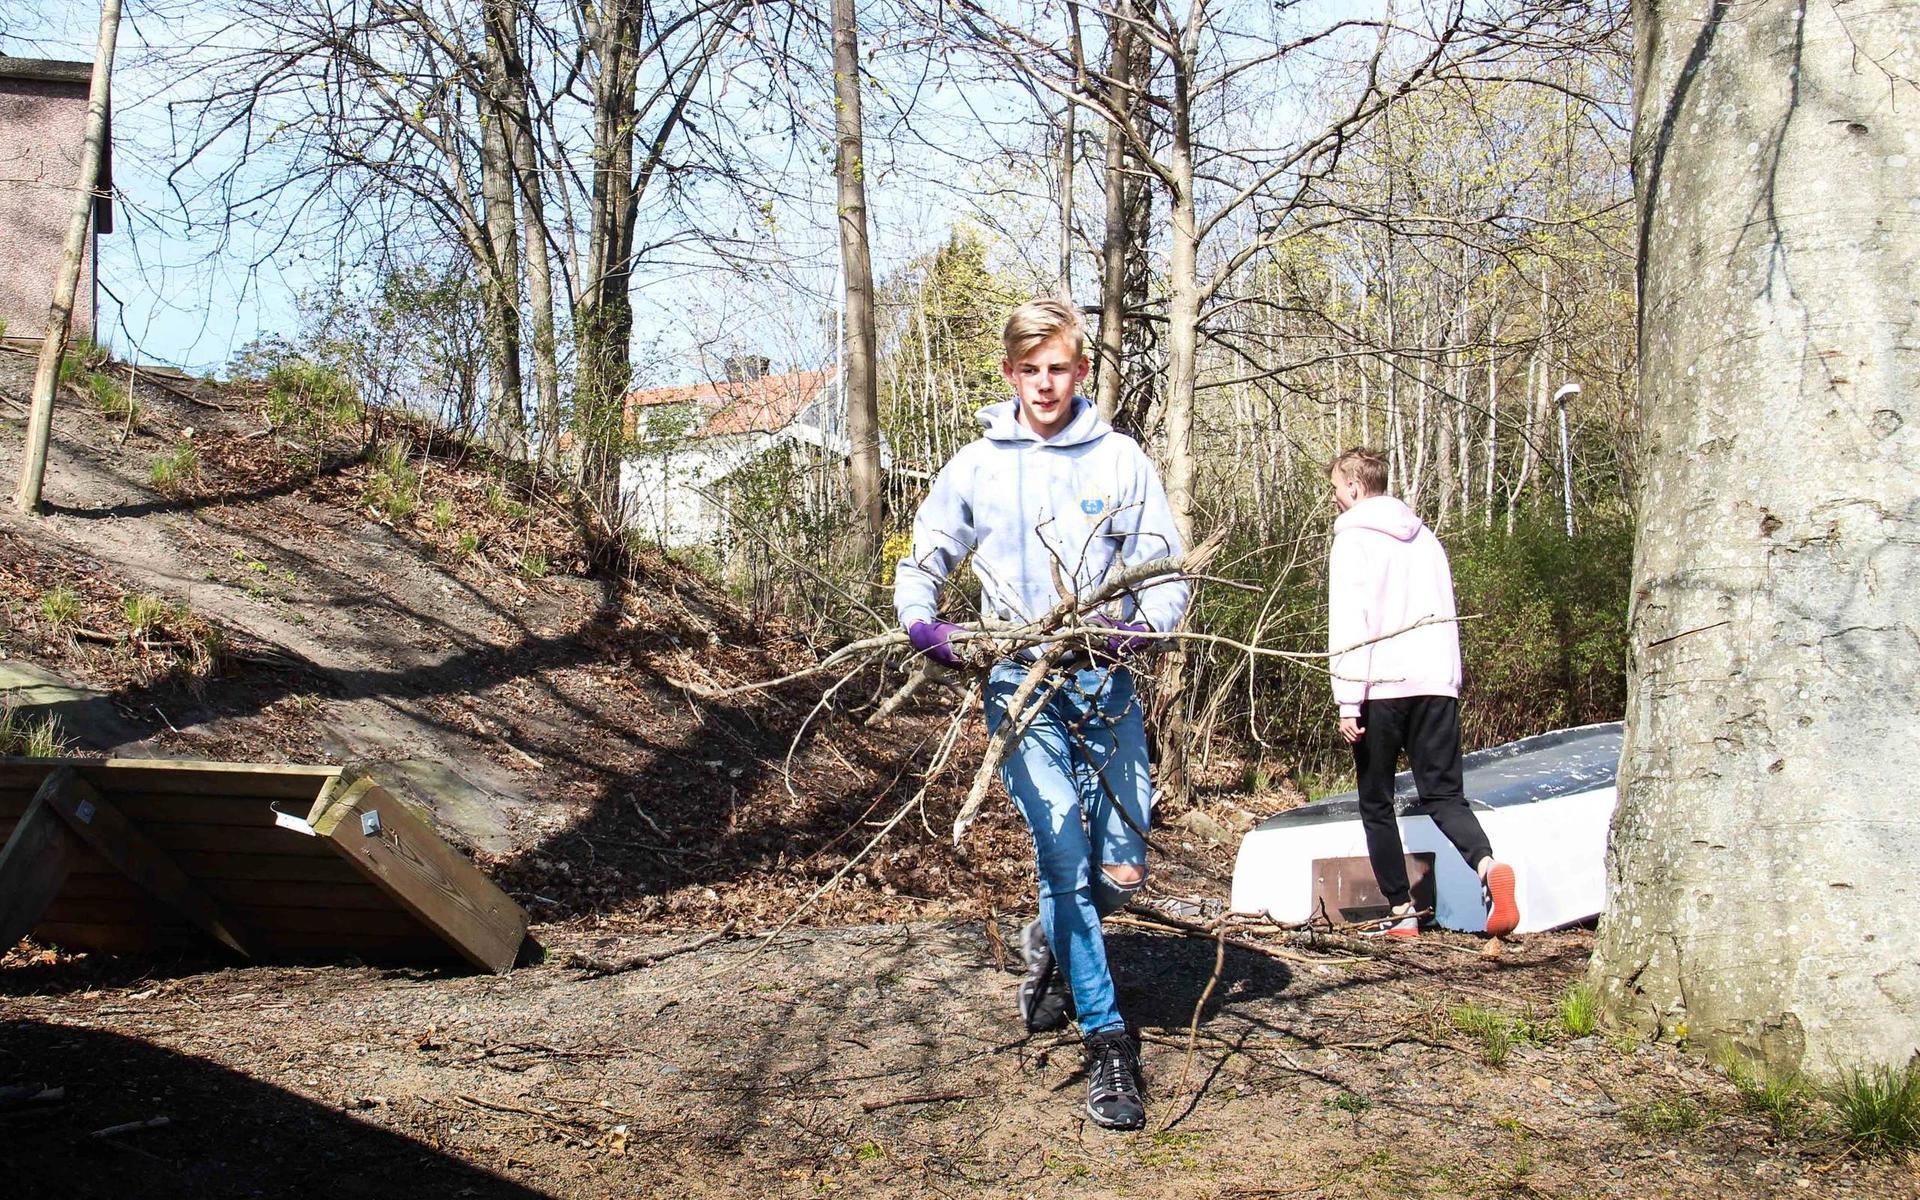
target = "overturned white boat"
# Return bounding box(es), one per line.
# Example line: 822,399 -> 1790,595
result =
1229,722 -> 1621,934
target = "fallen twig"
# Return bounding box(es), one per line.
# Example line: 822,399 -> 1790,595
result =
859,1090 -> 977,1112
90,1115 -> 171,1138
564,922 -> 738,977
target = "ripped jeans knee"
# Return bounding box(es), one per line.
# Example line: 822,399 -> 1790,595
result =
1092,863 -> 1145,918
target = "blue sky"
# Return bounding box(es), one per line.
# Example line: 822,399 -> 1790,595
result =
4,1 -> 1069,379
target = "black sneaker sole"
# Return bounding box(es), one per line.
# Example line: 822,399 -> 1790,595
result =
1085,1100 -> 1145,1130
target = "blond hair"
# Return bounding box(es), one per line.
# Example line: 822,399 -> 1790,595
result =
1328,447 -> 1389,496
1001,298 -> 1086,362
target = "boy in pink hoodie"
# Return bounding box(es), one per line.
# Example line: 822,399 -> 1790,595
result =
1327,448 -> 1518,938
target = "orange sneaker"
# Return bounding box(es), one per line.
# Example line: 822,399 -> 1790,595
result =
1362,906 -> 1419,939
1482,862 -> 1519,937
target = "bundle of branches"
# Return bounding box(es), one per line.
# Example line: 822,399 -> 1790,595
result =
685,530 -> 1477,986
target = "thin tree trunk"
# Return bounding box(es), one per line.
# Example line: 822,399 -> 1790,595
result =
833,0 -> 881,560
16,0 -> 120,515
1152,4 -> 1202,809
1484,313 -> 1499,527
499,10 -> 560,469
1057,99 -> 1075,295
1095,0 -> 1134,424
481,0 -> 525,456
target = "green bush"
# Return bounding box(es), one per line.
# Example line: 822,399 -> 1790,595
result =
263,358 -> 363,441
1449,514 -> 1633,748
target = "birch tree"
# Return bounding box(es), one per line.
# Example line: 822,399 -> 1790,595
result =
1590,0 -> 1920,1075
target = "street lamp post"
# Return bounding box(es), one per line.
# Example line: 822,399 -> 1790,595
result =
1554,383 -> 1580,537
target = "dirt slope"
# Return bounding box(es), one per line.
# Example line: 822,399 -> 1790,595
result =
0,350 -> 1060,926
2,353 -> 1913,1198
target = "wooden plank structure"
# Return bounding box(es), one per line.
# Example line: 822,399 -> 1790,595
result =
0,757 -> 530,973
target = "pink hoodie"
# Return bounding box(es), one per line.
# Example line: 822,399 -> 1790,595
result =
1327,495 -> 1461,717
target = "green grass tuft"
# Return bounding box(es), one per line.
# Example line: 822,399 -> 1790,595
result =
1716,1048 -> 1815,1137
123,592 -> 171,639
1324,1090 -> 1372,1115
1829,1063 -> 1920,1158
1557,982 -> 1601,1038
149,441 -> 199,496
0,703 -> 68,757
1449,1002 -> 1549,1067
89,371 -> 137,422
1626,1096 -> 1704,1135
39,585 -> 81,631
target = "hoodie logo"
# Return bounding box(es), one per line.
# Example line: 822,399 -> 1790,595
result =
1079,497 -> 1106,516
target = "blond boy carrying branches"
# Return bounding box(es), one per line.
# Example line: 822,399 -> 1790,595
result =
893,299 -> 1188,1131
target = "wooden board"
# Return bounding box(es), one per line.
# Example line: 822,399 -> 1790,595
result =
0,789 -> 83,951
313,776 -> 528,973
0,757 -> 528,973
0,759 -> 341,799
0,791 -> 326,827
36,769 -> 254,956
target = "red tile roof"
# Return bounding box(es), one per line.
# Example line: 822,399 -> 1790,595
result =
623,368 -> 836,440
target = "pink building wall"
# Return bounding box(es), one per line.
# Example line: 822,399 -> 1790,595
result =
0,58 -> 111,343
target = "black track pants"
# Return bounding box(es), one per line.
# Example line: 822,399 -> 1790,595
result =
1350,695 -> 1493,905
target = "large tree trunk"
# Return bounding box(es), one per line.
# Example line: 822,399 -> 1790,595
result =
15,0 -> 119,515
1590,0 -> 1920,1076
832,0 -> 881,561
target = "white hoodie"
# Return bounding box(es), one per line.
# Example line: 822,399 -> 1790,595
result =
1328,494 -> 1461,716
894,396 -> 1190,634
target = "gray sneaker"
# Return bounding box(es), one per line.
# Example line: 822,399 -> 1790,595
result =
1017,918 -> 1072,1032
1082,1026 -> 1145,1130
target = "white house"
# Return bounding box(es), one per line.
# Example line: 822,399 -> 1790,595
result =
618,358 -> 849,548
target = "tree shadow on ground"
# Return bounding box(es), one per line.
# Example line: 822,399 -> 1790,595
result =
40,451 -> 363,523
1107,931 -> 1295,1030
0,1019 -> 553,1200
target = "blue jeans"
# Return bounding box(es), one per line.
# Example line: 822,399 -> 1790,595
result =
985,660 -> 1153,1035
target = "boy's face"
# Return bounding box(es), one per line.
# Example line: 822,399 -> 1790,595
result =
1002,333 -> 1089,439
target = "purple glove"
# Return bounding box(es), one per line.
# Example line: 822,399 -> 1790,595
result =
1103,620 -> 1152,660
908,619 -> 963,668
